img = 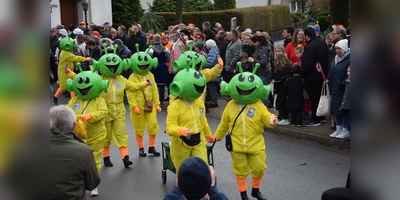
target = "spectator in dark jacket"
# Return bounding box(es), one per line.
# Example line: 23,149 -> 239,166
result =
117,25 -> 129,44
284,64 -> 304,126
86,39 -> 101,61
50,105 -> 100,200
164,157 -> 228,200
132,22 -> 147,46
300,27 -> 329,127
125,28 -> 145,54
216,31 -> 228,64
282,26 -> 294,48
113,39 -> 133,79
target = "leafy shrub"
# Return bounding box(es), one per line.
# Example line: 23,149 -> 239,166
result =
290,11 -> 307,22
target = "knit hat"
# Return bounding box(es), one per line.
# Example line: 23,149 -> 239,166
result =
58,29 -> 68,36
194,40 -> 204,49
205,39 -> 216,48
73,28 -> 84,35
336,39 -> 349,52
178,157 -> 211,199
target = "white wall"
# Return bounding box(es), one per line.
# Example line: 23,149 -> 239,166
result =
50,0 -> 61,28
236,0 -> 269,8
88,0 -> 113,25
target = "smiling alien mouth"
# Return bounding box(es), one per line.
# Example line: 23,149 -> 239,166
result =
78,86 -> 92,96
139,65 -> 149,70
106,63 -> 119,73
236,86 -> 256,96
194,84 -> 205,93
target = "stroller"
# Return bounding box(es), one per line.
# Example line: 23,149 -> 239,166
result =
161,140 -> 216,184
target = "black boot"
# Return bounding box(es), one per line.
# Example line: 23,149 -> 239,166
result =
122,155 -> 133,167
139,148 -> 147,157
148,147 -> 160,156
53,96 -> 58,105
103,156 -> 113,167
240,191 -> 249,200
251,188 -> 267,200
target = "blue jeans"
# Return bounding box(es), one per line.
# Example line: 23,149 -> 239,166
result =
258,75 -> 269,107
335,109 -> 350,128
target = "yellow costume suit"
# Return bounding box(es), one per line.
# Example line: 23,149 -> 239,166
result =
67,96 -> 107,171
126,72 -> 160,150
58,50 -> 86,90
166,98 -> 212,173
214,100 -> 276,180
99,75 -> 147,158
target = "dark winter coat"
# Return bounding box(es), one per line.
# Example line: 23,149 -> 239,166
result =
285,75 -> 304,110
273,68 -> 292,111
217,37 -> 228,64
253,45 -> 271,77
242,44 -> 255,59
300,36 -> 329,81
283,38 -> 292,48
150,43 -> 170,85
341,79 -> 350,110
126,35 -> 145,54
117,33 -> 129,45
328,52 -> 350,116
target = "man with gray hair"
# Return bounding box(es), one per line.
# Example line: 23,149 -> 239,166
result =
50,105 -> 100,200
329,27 -> 348,64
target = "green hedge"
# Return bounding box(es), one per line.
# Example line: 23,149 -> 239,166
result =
155,5 -> 290,33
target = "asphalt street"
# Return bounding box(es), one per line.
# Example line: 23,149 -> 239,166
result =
50,93 -> 349,200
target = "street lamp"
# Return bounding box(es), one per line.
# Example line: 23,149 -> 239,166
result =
81,0 -> 89,27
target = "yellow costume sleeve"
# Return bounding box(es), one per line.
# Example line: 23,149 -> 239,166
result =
125,76 -> 148,93
201,64 -> 222,82
260,104 -> 277,129
126,74 -> 139,107
64,51 -> 86,63
88,97 -> 108,122
150,74 -> 160,105
169,94 -> 178,105
214,101 -> 233,139
166,101 -> 181,137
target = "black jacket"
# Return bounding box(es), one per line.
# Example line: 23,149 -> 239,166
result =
217,38 -> 229,64
300,36 -> 329,81
283,38 -> 292,48
126,35 -> 145,54
285,75 -> 304,110
117,33 -> 129,45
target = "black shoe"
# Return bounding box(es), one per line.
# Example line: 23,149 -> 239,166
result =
208,103 -> 218,108
240,191 -> 249,200
251,188 -> 267,200
122,156 -> 133,167
103,156 -> 113,167
139,148 -> 147,157
53,96 -> 58,105
148,147 -> 160,156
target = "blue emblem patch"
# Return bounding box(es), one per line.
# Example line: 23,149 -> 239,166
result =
247,108 -> 255,118
74,102 -> 80,110
116,82 -> 121,89
199,108 -> 204,117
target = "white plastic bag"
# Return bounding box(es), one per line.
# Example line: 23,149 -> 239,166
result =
316,82 -> 330,117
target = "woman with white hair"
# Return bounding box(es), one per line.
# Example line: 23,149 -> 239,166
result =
205,39 -> 221,108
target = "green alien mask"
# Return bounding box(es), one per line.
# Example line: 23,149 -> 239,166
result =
128,44 -> 158,75
66,63 -> 109,100
220,62 -> 270,105
59,33 -> 76,52
173,41 -> 206,72
170,57 -> 206,101
92,44 -> 129,77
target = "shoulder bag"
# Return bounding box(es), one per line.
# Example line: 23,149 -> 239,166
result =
225,105 -> 246,151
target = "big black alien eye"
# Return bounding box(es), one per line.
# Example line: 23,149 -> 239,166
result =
77,77 -> 83,84
84,77 -> 90,84
112,57 -> 117,62
238,74 -> 245,82
248,75 -> 254,82
187,55 -> 192,60
194,71 -> 202,79
106,57 -> 111,62
144,56 -> 148,61
138,56 -> 143,61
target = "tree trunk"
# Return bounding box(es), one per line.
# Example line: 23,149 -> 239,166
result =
175,0 -> 184,24
330,0 -> 349,28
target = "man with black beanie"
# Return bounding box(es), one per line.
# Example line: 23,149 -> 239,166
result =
300,27 -> 329,127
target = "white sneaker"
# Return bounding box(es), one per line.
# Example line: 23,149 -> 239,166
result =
278,119 -> 290,125
91,188 -> 99,196
329,130 -> 342,138
336,130 -> 350,139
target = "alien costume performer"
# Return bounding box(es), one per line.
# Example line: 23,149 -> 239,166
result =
214,63 -> 278,200
65,63 -> 108,196
92,44 -> 149,168
126,44 -> 162,157
165,58 -> 214,173
169,42 -> 223,104
54,33 -> 91,105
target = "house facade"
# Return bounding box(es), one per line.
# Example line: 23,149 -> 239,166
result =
50,0 -> 112,28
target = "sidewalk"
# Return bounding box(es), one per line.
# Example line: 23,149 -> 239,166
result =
206,95 -> 350,150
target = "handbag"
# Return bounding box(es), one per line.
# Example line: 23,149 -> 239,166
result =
138,76 -> 153,113
226,105 -> 246,151
316,82 -> 330,117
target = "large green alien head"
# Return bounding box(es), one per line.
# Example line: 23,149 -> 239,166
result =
170,57 -> 206,101
220,62 -> 270,105
128,44 -> 158,75
92,44 -> 128,77
59,33 -> 76,52
67,63 -> 109,100
173,41 -> 206,72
